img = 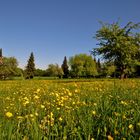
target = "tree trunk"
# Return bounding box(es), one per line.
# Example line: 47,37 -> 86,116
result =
120,66 -> 127,79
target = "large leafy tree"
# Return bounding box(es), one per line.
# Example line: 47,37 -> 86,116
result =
25,52 -> 35,79
46,64 -> 63,78
92,21 -> 140,79
69,54 -> 98,78
61,56 -> 69,78
0,57 -> 19,79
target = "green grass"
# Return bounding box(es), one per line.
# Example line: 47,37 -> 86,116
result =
0,79 -> 140,139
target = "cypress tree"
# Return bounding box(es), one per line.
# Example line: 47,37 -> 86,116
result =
61,56 -> 69,78
25,52 -> 35,79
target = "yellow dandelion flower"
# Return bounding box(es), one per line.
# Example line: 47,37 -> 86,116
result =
41,105 -> 45,109
5,112 -> 13,118
59,117 -> 63,121
34,95 -> 39,99
93,103 -> 97,106
75,89 -> 78,93
35,112 -> 38,116
36,88 -> 40,93
128,124 -> 133,129
92,111 -> 96,115
29,114 -> 34,118
122,115 -> 126,119
17,116 -> 23,119
107,135 -> 113,140
137,122 -> 140,126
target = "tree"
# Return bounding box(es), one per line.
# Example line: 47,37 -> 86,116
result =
46,64 -> 63,78
0,48 -> 3,64
0,57 -> 18,79
69,54 -> 98,78
34,69 -> 47,77
25,52 -> 35,79
92,21 -> 140,79
61,56 -> 69,78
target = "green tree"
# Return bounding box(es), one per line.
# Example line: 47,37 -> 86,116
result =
25,52 -> 35,79
61,56 -> 69,78
69,54 -> 98,78
34,69 -> 47,77
92,21 -> 140,79
46,64 -> 63,78
0,48 -> 3,64
0,57 -> 18,79
0,48 -> 2,57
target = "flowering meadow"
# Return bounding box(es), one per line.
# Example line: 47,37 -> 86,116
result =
0,79 -> 140,140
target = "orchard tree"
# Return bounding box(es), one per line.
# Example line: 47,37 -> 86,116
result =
92,21 -> 140,79
25,52 -> 35,79
61,56 -> 69,78
69,54 -> 98,78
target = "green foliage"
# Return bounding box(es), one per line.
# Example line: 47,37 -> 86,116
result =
69,54 -> 98,78
25,52 -> 35,79
93,21 -> 140,78
46,63 -> 63,78
34,69 -> 47,77
0,57 -> 18,79
0,48 -> 2,57
61,56 -> 69,78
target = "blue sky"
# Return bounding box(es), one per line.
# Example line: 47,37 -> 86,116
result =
0,0 -> 139,69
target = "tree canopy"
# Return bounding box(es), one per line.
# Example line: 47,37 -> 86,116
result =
92,21 -> 140,78
0,57 -> 19,79
69,54 -> 98,78
46,64 -> 63,78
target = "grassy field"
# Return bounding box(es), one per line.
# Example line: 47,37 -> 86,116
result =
0,79 -> 140,140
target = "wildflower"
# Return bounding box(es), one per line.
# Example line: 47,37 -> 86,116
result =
35,112 -> 38,116
75,89 -> 78,93
68,92 -> 72,96
57,107 -> 60,110
122,115 -> 126,119
92,111 -> 96,115
34,95 -> 39,99
41,105 -> 45,109
107,135 -> 113,140
30,114 -> 34,118
17,116 -> 23,119
137,122 -> 140,126
36,88 -> 40,93
5,112 -> 13,118
121,101 -> 128,106
59,117 -> 63,121
128,124 -> 133,129
93,103 -> 97,106
114,130 -> 119,135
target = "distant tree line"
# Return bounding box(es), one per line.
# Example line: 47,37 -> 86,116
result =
0,21 -> 140,79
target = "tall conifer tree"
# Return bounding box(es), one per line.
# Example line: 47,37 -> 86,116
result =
25,52 -> 35,79
61,56 -> 69,78
0,48 -> 3,64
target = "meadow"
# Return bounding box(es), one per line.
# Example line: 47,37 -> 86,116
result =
0,79 -> 140,140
